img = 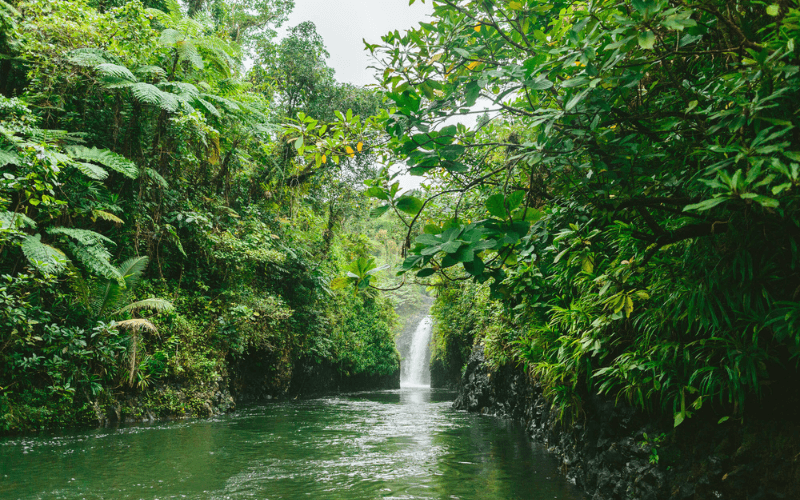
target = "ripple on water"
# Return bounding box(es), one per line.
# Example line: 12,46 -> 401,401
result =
0,389 -> 583,500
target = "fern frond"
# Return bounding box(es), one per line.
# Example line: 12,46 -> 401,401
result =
0,147 -> 19,166
144,7 -> 172,27
201,93 -> 241,113
164,0 -> 183,21
114,298 -> 174,316
194,98 -> 220,117
90,278 -> 123,317
130,82 -> 179,112
158,81 -> 199,100
70,160 -> 109,180
48,227 -> 115,247
145,168 -> 169,188
66,146 -> 138,179
158,28 -> 184,46
65,48 -> 112,67
70,242 -> 121,281
92,210 -> 124,224
176,39 -> 204,69
21,234 -> 68,275
95,63 -> 138,87
0,211 -> 36,230
135,65 -> 167,80
176,17 -> 204,37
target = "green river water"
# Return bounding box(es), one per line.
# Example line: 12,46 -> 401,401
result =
0,388 -> 583,499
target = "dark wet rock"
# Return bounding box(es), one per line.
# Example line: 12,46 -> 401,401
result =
452,344 -> 800,500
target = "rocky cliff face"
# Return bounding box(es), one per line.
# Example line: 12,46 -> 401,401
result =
454,345 -> 797,500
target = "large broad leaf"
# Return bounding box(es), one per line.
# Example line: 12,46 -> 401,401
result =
486,194 -> 507,218
395,196 -> 424,215
416,268 -> 436,278
370,205 -> 391,218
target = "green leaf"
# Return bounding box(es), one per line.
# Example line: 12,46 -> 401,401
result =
416,268 -> 436,278
365,186 -> 390,200
674,412 -> 685,427
683,197 -> 730,211
370,205 -> 391,218
441,241 -> 462,253
507,191 -> 525,211
766,4 -> 779,16
486,194 -> 507,218
395,196 -> 424,214
638,30 -> 656,50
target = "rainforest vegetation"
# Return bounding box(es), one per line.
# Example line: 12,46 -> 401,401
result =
0,0 -> 414,432
2,0 -> 800,435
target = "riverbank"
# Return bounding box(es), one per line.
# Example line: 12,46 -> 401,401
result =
453,345 -> 799,500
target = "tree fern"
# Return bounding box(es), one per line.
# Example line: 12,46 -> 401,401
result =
135,65 -> 167,81
66,146 -> 138,179
176,39 -> 204,70
0,147 -> 19,167
70,160 -> 109,180
144,167 -> 169,188
90,256 -> 146,317
95,63 -> 138,87
159,81 -> 199,100
70,242 -> 121,281
194,98 -> 220,117
200,93 -> 241,113
0,211 -> 36,230
65,48 -> 112,67
20,234 -> 68,275
158,28 -> 184,46
115,298 -> 174,315
48,227 -> 115,247
130,82 -> 180,112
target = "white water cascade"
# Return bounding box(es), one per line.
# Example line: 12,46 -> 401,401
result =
400,316 -> 433,388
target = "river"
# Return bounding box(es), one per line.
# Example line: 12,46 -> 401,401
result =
1,388 -> 583,499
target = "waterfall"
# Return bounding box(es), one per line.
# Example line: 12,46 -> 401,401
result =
400,316 -> 433,388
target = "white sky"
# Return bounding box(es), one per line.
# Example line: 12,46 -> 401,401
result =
277,0 -> 434,86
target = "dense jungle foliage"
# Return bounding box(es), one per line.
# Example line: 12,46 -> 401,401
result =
0,0 -> 414,432
3,0 -> 800,435
332,0 -> 800,428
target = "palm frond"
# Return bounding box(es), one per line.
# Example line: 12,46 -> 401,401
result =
117,256 -> 149,293
145,167 -> 169,188
92,210 -> 124,224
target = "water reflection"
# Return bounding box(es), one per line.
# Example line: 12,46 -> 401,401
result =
0,388 -> 584,500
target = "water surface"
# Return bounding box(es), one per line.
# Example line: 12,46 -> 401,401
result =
1,389 -> 583,499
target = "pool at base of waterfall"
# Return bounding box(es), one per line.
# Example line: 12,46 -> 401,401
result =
0,388 -> 584,500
